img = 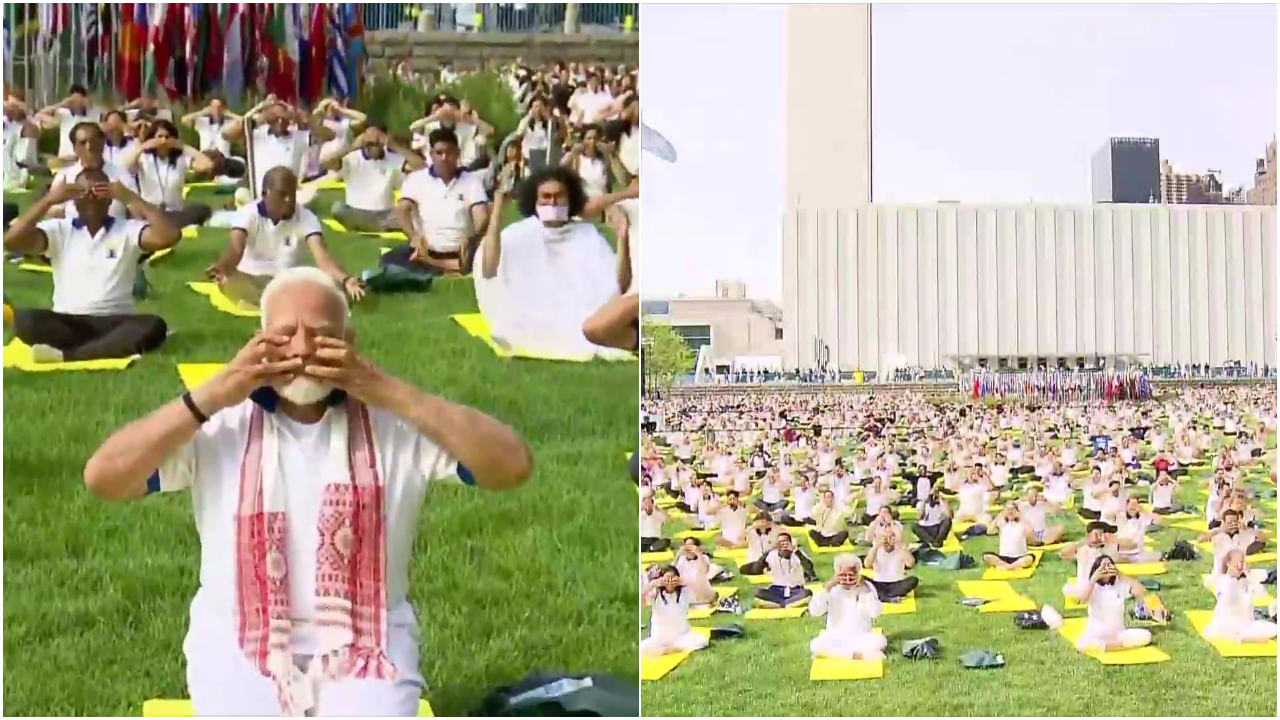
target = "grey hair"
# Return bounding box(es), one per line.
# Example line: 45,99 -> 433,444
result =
834,553 -> 861,573
259,266 -> 350,331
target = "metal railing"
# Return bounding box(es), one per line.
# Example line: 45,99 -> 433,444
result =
360,3 -> 639,33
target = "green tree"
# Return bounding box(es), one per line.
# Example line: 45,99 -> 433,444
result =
642,323 -> 695,394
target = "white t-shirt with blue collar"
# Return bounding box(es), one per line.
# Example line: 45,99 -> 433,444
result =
230,202 -> 324,277
36,215 -> 147,316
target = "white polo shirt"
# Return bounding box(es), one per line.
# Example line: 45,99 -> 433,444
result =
36,216 -> 145,316
250,125 -> 309,193
230,202 -> 323,277
399,168 -> 487,253
52,161 -> 135,219
340,150 -> 405,212
54,106 -> 102,157
136,149 -> 198,210
193,115 -> 233,156
101,136 -> 140,171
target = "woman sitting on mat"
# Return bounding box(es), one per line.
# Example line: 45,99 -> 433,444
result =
739,513 -> 780,575
674,538 -> 723,606
782,475 -> 818,527
858,477 -> 899,526
1099,480 -> 1130,526
912,488 -> 953,548
810,489 -> 853,547
641,566 -> 710,658
1201,509 -> 1269,568
1019,486 -> 1067,546
1061,521 -> 1122,600
983,503 -> 1037,571
716,491 -> 749,549
1116,497 -> 1162,563
863,531 -> 919,601
756,469 -> 789,514
1043,463 -> 1074,507
640,495 -> 670,553
1079,466 -> 1107,520
1149,471 -> 1180,514
862,507 -> 902,547
1071,554 -> 1155,653
1205,549 -> 1278,644
753,533 -> 812,608
809,554 -> 886,661
953,469 -> 994,527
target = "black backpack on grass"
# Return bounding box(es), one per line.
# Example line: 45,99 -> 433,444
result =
472,673 -> 638,716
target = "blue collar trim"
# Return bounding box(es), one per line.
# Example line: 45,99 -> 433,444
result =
257,201 -> 295,224
71,216 -> 115,233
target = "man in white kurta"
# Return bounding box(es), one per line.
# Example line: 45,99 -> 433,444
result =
809,554 -> 886,660
475,166 -> 631,361
83,267 -> 532,716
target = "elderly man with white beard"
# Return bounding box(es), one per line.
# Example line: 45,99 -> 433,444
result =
83,267 -> 533,716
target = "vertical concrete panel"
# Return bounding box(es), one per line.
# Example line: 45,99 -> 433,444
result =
838,208 -> 859,370
997,208 -> 1019,358
1189,209 -> 1210,365
1132,209 -> 1154,363
1151,208 -> 1173,365
898,208 -> 921,365
782,210 -> 799,369
1015,207 -> 1038,358
1055,208 -> 1077,357
1225,210 -> 1246,363
1076,206 -> 1097,361
1169,209 -> 1191,364
859,207 -> 880,371
957,207 -> 979,357
1262,209 -> 1277,367
1037,207 -> 1057,357
918,208 -> 940,368
1243,209 -> 1263,365
1095,207 -> 1116,358
1113,208 -> 1134,356
977,208 -> 999,358
938,207 -> 959,361
878,208 -> 900,365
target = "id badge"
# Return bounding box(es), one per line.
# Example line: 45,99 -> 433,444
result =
784,586 -> 792,599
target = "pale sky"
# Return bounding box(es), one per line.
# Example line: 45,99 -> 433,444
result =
642,3 -> 1278,302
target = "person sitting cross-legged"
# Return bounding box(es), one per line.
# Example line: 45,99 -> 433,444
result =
389,127 -> 489,276
204,166 -> 366,309
2,170 -> 178,362
809,554 -> 887,661
753,532 -> 813,608
863,530 -> 920,601
325,125 -> 425,233
81,267 -> 533,715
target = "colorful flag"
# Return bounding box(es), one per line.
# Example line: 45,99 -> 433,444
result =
221,3 -> 244,105
344,3 -> 364,98
303,3 -> 327,105
327,4 -> 349,100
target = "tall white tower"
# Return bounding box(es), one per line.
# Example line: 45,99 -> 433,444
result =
782,4 -> 873,370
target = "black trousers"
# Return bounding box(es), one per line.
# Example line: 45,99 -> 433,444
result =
809,529 -> 849,547
755,584 -> 812,607
741,552 -> 816,578
640,537 -> 670,553
913,517 -> 952,547
866,576 -> 919,601
14,309 -> 166,361
1078,508 -> 1101,520
379,238 -> 481,275
754,497 -> 789,513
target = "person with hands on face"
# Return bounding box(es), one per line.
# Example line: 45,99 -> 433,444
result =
641,566 -> 710,658
81,266 -> 532,715
809,554 -> 887,660
3,170 -> 178,362
1205,548 -> 1278,644
1072,554 -> 1155,653
863,529 -> 919,601
45,122 -> 136,220
121,118 -> 215,229
205,166 -> 365,308
753,532 -> 813,608
35,83 -> 101,165
982,502 -> 1038,571
325,125 -> 422,233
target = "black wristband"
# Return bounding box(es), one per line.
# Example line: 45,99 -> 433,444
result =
182,392 -> 209,425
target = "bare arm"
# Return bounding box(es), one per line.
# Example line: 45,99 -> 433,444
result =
179,105 -> 210,126
479,190 -> 508,279
116,182 -> 180,252
386,137 -> 426,172
305,234 -> 353,286
2,188 -> 73,253
582,177 -> 638,221
120,139 -> 156,171
395,199 -> 427,251
212,228 -> 250,274
222,98 -> 274,140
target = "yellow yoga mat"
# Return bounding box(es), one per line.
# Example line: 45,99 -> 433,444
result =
143,698 -> 435,716
1195,544 -> 1277,564
981,550 -> 1044,580
17,261 -> 51,274
744,604 -> 809,620
673,528 -> 719,541
979,595 -> 1038,613
187,281 -> 260,318
807,536 -> 857,555
716,547 -> 750,563
937,533 -> 963,553
689,587 -> 739,620
641,550 -> 673,564
879,591 -> 917,616
810,647 -> 886,681
2,338 -> 139,372
176,363 -> 226,391
745,574 -> 774,585
324,218 -> 408,240
1055,617 -> 1171,665
956,580 -> 1020,601
1184,609 -> 1278,658
640,627 -> 712,681
310,178 -> 346,191
1172,520 -> 1210,532
1032,540 -> 1073,553
450,313 -> 596,363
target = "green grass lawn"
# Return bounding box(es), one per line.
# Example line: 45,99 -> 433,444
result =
641,440 -> 1278,717
1,188 -> 639,716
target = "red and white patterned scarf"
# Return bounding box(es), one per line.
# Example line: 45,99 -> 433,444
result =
235,399 -> 395,715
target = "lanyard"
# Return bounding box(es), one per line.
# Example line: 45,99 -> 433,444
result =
151,153 -> 178,210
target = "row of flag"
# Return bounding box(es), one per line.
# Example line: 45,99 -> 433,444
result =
16,3 -> 365,107
966,369 -> 1154,404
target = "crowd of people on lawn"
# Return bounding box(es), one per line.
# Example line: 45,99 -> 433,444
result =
639,387 -> 1278,662
3,57 -> 639,364
2,57 -> 637,716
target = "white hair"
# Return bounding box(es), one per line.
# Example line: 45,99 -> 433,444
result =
834,553 -> 862,573
259,266 -> 350,331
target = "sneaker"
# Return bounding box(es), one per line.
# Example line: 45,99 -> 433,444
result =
716,596 -> 742,615
29,343 -> 64,364
1040,604 -> 1064,630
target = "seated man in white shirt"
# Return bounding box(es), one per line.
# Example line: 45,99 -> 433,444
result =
3,92 -> 42,186
205,167 -> 365,308
180,96 -> 246,180
2,169 -> 179,362
324,125 -> 425,232
44,122 -> 136,221
715,491 -> 750,549
753,533 -> 813,608
391,127 -> 489,275
35,83 -> 102,166
863,531 -> 919,601
222,97 -> 335,198
474,165 -> 632,360
82,266 -> 532,715
639,495 -> 670,553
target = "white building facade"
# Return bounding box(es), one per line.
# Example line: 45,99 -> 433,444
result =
782,203 -> 1278,373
